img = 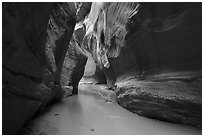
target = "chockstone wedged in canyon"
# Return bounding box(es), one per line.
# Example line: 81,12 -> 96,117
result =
2,2 -> 202,135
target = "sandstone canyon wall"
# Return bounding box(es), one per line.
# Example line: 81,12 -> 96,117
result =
85,2 -> 201,82
2,2 -> 202,134
113,3 -> 201,78
2,2 -> 91,134
84,2 -> 202,128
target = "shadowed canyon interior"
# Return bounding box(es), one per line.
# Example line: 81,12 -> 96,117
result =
2,2 -> 202,135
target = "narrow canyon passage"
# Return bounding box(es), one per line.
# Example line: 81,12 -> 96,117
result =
3,2 -> 202,135
20,84 -> 201,135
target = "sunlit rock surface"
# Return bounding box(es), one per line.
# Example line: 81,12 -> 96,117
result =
83,2 -> 139,87
2,2 -> 202,135
83,2 -> 202,128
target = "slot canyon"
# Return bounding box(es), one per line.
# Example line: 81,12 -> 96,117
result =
2,2 -> 202,135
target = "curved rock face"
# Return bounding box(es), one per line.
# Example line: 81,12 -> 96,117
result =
91,66 -> 107,84
115,3 -> 202,77
110,4 -> 202,129
83,2 -> 139,87
3,3 -> 56,134
3,2 -> 90,134
2,2 -> 202,134
83,2 -> 202,128
62,32 -> 88,94
84,2 -> 201,83
75,2 -> 92,22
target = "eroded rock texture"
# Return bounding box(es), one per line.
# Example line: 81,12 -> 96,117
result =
62,31 -> 88,95
116,72 -> 202,129
91,66 -> 107,84
3,3 -> 56,134
3,2 -> 90,134
83,2 -> 202,128
115,3 -> 202,129
83,2 -> 139,88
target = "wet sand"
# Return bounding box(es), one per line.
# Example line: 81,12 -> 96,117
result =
20,84 -> 201,135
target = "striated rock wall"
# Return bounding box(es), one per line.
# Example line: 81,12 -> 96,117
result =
83,2 -> 139,87
116,72 -> 202,129
115,3 -> 202,128
112,3 -> 202,78
2,2 -> 91,134
3,3 -> 56,134
83,2 -> 202,128
84,2 -> 201,84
